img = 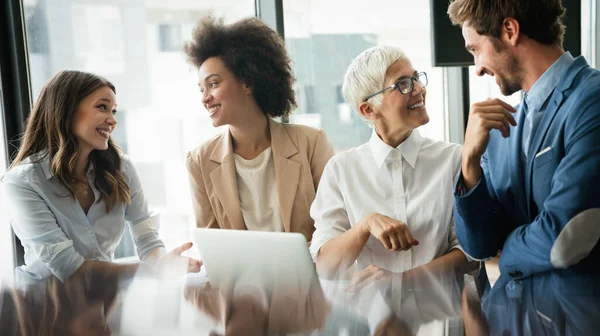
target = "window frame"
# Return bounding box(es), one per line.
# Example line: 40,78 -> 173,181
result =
1,0 -> 32,269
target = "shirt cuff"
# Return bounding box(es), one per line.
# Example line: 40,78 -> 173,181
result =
47,246 -> 85,282
309,239 -> 325,261
129,214 -> 160,240
136,232 -> 165,260
454,170 -> 483,198
129,214 -> 165,260
461,250 -> 495,262
450,243 -> 495,262
449,245 -> 475,262
309,227 -> 346,261
456,177 -> 467,196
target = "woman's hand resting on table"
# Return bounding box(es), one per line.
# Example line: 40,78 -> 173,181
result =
146,242 -> 203,276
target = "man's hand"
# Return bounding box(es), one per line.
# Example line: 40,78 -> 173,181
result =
360,213 -> 419,251
462,99 -> 517,190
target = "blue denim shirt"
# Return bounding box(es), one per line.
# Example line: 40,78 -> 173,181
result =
1,154 -> 164,284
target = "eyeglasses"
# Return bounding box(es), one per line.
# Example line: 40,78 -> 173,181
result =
364,72 -> 428,101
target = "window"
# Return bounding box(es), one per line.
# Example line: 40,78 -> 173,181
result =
158,24 -> 183,52
22,0 -> 256,258
305,85 -> 317,113
0,90 -> 13,283
581,0 -> 598,69
283,0 -> 447,152
0,93 -> 6,175
71,4 -> 126,75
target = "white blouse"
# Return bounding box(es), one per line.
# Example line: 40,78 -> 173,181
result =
234,148 -> 284,232
310,129 -> 463,273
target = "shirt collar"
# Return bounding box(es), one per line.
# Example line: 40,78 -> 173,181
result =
524,52 -> 575,111
39,155 -> 95,180
369,129 -> 422,169
40,157 -> 53,180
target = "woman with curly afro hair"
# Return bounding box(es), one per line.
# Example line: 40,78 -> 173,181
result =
184,16 -> 335,242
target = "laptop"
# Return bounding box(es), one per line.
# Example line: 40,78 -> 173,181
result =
192,228 -> 317,290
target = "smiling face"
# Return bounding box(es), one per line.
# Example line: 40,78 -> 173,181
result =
197,57 -> 253,127
369,59 -> 430,133
71,86 -> 117,155
463,24 -> 524,96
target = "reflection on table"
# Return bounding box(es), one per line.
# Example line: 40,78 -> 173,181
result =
1,263 -> 599,335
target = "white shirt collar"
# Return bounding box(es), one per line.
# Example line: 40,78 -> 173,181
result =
368,129 -> 422,169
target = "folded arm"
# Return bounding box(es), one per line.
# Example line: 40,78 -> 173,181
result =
453,162 -> 514,260
500,95 -> 600,278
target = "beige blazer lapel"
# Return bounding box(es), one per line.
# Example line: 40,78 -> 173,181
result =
270,119 -> 300,233
209,130 -> 246,230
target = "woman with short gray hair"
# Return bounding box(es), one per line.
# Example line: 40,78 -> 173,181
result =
310,45 -> 477,310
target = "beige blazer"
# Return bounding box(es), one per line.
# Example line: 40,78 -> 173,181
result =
185,118 -> 334,242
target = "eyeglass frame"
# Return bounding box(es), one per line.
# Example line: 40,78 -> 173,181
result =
364,72 -> 428,101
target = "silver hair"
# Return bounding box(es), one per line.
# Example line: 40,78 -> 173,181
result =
341,45 -> 408,128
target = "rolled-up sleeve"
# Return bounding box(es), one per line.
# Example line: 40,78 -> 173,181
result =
122,157 -> 165,259
309,158 -> 351,260
2,178 -> 84,282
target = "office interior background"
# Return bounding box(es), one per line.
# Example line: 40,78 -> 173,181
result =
1,0 -> 598,283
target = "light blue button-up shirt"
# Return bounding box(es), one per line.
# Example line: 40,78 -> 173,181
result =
522,52 -> 575,157
1,154 -> 164,284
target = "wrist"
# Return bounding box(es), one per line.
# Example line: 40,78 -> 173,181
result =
358,214 -> 373,239
462,155 -> 482,191
143,247 -> 166,262
462,150 -> 481,169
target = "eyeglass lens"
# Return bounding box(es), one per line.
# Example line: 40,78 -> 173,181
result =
397,72 -> 427,94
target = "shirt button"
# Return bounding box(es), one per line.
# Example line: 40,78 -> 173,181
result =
393,163 -> 401,169
87,228 -> 93,233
